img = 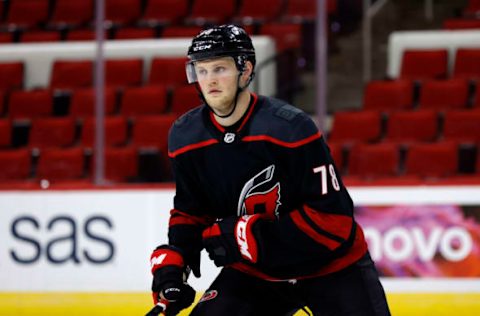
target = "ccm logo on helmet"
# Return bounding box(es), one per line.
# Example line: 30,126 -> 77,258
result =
193,44 -> 212,51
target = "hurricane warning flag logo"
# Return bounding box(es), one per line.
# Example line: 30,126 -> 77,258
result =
237,165 -> 281,219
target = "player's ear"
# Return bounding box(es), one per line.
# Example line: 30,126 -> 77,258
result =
241,61 -> 253,82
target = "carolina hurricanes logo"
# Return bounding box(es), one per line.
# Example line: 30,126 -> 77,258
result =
237,165 -> 281,219
199,290 -> 218,303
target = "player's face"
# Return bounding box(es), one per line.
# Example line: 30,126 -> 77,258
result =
194,57 -> 240,115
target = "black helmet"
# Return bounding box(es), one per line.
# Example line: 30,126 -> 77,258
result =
186,24 -> 256,84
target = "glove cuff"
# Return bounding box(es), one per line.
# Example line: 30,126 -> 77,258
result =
150,245 -> 185,275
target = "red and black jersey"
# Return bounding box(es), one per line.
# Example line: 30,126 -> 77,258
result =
167,93 -> 367,281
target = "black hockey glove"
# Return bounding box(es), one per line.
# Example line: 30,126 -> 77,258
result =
202,215 -> 262,267
150,245 -> 196,316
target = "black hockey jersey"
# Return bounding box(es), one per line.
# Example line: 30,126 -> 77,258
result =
167,93 -> 367,281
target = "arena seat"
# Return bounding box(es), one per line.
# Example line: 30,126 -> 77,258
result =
29,117 -> 77,149
80,116 -> 128,148
141,0 -> 189,26
0,119 -> 12,148
0,32 -> 12,43
326,142 -> 344,172
20,31 -> 61,43
132,114 -> 177,149
186,0 -> 236,25
363,80 -> 414,112
69,87 -> 117,118
384,110 -> 438,143
348,143 -> 399,178
418,79 -> 469,110
103,146 -> 138,182
283,0 -> 337,22
443,19 -> 480,30
405,142 -> 458,178
161,26 -> 203,38
259,23 -> 302,52
113,27 -> 156,40
464,0 -> 480,16
443,110 -> 480,143
328,110 -> 383,143
453,48 -> 480,80
105,58 -> 144,88
8,89 -> 53,119
0,62 -> 24,91
120,85 -> 168,117
50,60 -> 93,90
48,0 -> 94,29
0,149 -> 31,180
400,49 -> 448,80
105,0 -> 142,26
36,147 -> 85,181
148,57 -> 189,88
170,85 -> 201,116
234,0 -> 284,24
4,0 -> 49,29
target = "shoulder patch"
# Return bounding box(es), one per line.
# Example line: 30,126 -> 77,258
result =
274,104 -> 303,121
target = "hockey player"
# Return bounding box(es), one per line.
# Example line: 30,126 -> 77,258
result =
149,24 -> 391,315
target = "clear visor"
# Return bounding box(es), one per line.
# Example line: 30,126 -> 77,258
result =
185,57 -> 240,84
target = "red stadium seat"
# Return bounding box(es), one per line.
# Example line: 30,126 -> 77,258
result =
148,57 -> 189,88
0,62 -> 23,91
464,0 -> 480,16
418,79 -> 469,110
65,29 -> 108,41
0,32 -> 12,43
8,89 -> 53,119
114,27 -> 156,40
132,115 -> 177,149
0,149 -> 31,180
474,82 -> 480,108
0,119 -> 12,147
363,80 -> 414,112
283,0 -> 337,22
105,0 -> 142,26
326,142 -> 344,172
5,0 -> 49,29
186,0 -> 236,25
36,147 -> 85,181
50,60 -> 93,90
348,143 -> 399,178
443,110 -> 480,143
20,31 -> 61,43
161,26 -> 203,38
105,59 -> 144,88
259,23 -> 302,52
141,0 -> 189,25
103,147 -> 138,182
49,0 -> 94,28
400,49 -> 448,80
453,48 -> 480,80
405,142 -> 458,178
170,85 -> 201,116
120,85 -> 168,117
328,110 -> 382,143
385,110 -> 438,144
29,117 -> 77,149
81,116 -> 128,147
0,90 -> 6,115
443,19 -> 480,30
69,87 -> 117,118
235,0 -> 284,23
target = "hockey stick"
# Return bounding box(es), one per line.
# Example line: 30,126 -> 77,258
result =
145,301 -> 167,316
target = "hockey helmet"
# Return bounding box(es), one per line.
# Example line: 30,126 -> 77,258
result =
186,24 -> 256,84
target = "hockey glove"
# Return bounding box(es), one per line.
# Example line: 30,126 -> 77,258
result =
150,245 -> 196,316
202,214 -> 261,267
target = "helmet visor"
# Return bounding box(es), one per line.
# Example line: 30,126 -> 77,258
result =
185,57 -> 240,84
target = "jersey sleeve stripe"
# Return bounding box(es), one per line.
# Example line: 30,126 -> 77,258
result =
168,139 -> 219,158
242,132 -> 322,148
302,205 -> 353,241
169,209 -> 214,226
289,210 -> 341,250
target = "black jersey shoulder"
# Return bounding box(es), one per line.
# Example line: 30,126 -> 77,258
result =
249,96 -> 319,143
168,105 -> 215,155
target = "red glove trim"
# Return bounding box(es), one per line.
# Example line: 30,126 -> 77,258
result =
202,222 -> 222,239
150,248 -> 184,274
235,215 -> 260,263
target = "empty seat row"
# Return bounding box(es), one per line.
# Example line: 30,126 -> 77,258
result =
0,85 -> 199,119
0,57 -> 191,92
0,146 -> 164,183
328,109 -> 480,144
329,141 -> 480,179
0,0 -> 337,31
399,48 -> 480,81
363,78 -> 480,112
0,115 -> 176,150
